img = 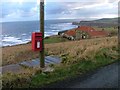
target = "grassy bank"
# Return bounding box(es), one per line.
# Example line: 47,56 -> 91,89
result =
2,36 -> 118,88
2,36 -> 69,66
30,37 -> 118,87
2,47 -> 118,88
2,36 -> 118,66
30,55 -> 118,88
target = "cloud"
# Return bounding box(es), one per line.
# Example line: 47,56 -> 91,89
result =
46,0 -> 118,20
0,1 -> 39,22
0,0 -> 119,22
1,2 -> 38,17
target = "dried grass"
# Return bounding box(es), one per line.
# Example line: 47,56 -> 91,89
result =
1,36 -> 117,66
46,36 -> 118,64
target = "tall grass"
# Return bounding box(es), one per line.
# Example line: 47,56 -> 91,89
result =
46,36 -> 118,64
2,36 -> 117,66
1,36 -> 118,88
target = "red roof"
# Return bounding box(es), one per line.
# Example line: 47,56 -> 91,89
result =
77,26 -> 108,37
64,26 -> 108,37
77,26 -> 96,31
64,29 -> 76,36
88,31 -> 108,37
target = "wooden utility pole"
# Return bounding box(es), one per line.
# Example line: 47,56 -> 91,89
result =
40,0 -> 45,68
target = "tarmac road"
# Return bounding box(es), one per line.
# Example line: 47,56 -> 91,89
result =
47,61 -> 119,88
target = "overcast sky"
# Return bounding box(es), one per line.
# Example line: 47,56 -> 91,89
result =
0,0 -> 119,22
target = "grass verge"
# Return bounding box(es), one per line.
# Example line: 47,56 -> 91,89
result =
29,47 -> 118,88
2,36 -> 118,88
2,45 -> 118,88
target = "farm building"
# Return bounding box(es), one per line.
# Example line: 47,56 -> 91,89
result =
59,26 -> 109,40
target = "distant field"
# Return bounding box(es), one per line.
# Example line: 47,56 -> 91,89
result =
44,35 -> 69,44
93,26 -> 118,36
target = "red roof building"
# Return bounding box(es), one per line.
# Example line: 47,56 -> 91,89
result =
77,26 -> 108,38
63,26 -> 109,40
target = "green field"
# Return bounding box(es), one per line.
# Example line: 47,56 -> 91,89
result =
44,36 -> 69,44
93,26 -> 118,36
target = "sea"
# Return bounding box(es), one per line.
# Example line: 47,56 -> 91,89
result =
0,19 -> 78,47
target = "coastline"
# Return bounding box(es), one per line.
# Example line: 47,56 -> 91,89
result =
1,35 -> 57,48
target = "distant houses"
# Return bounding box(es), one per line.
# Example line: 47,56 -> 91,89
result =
58,26 -> 109,40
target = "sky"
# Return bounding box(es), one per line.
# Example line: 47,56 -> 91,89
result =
0,0 -> 119,22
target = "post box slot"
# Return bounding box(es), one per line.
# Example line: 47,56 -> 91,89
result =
35,36 -> 42,38
35,34 -> 42,36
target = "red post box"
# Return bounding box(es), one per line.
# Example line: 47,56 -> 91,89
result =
32,32 -> 42,51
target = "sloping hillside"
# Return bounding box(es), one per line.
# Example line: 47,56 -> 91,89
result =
72,17 -> 118,28
2,36 -> 117,66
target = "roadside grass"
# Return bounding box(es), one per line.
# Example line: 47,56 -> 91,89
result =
30,47 -> 118,88
2,39 -> 118,88
31,36 -> 118,87
2,67 -> 42,88
1,36 -> 118,88
45,36 -> 117,64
